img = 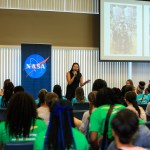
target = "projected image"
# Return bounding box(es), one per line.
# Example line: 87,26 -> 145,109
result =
144,6 -> 150,56
110,5 -> 137,55
149,8 -> 150,55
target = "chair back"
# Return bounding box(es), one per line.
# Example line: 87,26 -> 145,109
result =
73,110 -> 86,120
73,102 -> 89,120
4,142 -> 34,150
73,102 -> 89,110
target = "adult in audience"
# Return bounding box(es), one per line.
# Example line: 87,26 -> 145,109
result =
89,87 -> 125,149
0,81 -> 14,107
125,91 -> 146,121
72,87 -> 87,105
53,84 -> 66,100
45,100 -> 89,150
136,81 -> 148,104
66,62 -> 83,101
121,79 -> 134,97
0,92 -> 47,150
108,109 -> 146,150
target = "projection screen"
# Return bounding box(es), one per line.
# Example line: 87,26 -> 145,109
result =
100,0 -> 150,61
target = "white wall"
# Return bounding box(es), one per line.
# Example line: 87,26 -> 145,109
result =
0,46 -> 130,97
0,0 -> 99,14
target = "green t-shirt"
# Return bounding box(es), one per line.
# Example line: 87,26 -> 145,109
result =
89,104 -> 125,139
72,128 -> 89,150
0,119 -> 47,150
38,127 -> 89,150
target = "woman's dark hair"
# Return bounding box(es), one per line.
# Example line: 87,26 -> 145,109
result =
125,85 -> 134,93
2,82 -> 14,107
14,85 -> 24,94
121,85 -> 134,98
37,89 -> 48,108
6,92 -> 37,138
3,79 -> 11,89
53,85 -> 62,99
112,87 -> 122,102
70,62 -> 80,73
75,87 -> 84,103
111,109 -> 138,144
95,87 -> 115,107
92,79 -> 107,91
125,91 -> 141,117
45,100 -> 75,150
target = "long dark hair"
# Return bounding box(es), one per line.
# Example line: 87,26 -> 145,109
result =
125,91 -> 141,117
45,100 -> 75,150
3,79 -> 11,89
14,85 -> 24,94
53,85 -> 62,99
6,92 -> 37,138
70,62 -> 80,73
95,87 -> 115,107
92,79 -> 107,91
37,89 -> 48,108
2,82 -> 14,107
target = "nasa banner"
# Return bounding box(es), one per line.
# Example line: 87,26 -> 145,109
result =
21,44 -> 51,99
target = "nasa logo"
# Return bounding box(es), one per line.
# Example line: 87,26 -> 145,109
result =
24,54 -> 49,78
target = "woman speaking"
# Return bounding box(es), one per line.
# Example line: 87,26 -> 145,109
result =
66,63 -> 83,101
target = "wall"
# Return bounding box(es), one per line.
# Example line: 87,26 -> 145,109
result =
0,9 -> 99,47
0,46 -> 129,97
0,0 -> 149,96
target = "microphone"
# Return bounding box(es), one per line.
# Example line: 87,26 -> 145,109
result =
73,70 -> 77,77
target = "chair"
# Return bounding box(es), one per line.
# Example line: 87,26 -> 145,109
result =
0,107 -> 7,121
73,102 -> 89,120
73,102 -> 89,110
4,142 -> 34,150
73,110 -> 86,120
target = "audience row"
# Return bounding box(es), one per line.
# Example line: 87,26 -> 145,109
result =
0,78 -> 150,150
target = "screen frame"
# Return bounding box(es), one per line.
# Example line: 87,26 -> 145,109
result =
99,0 -> 150,62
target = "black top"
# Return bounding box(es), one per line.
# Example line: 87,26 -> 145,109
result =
66,71 -> 82,101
